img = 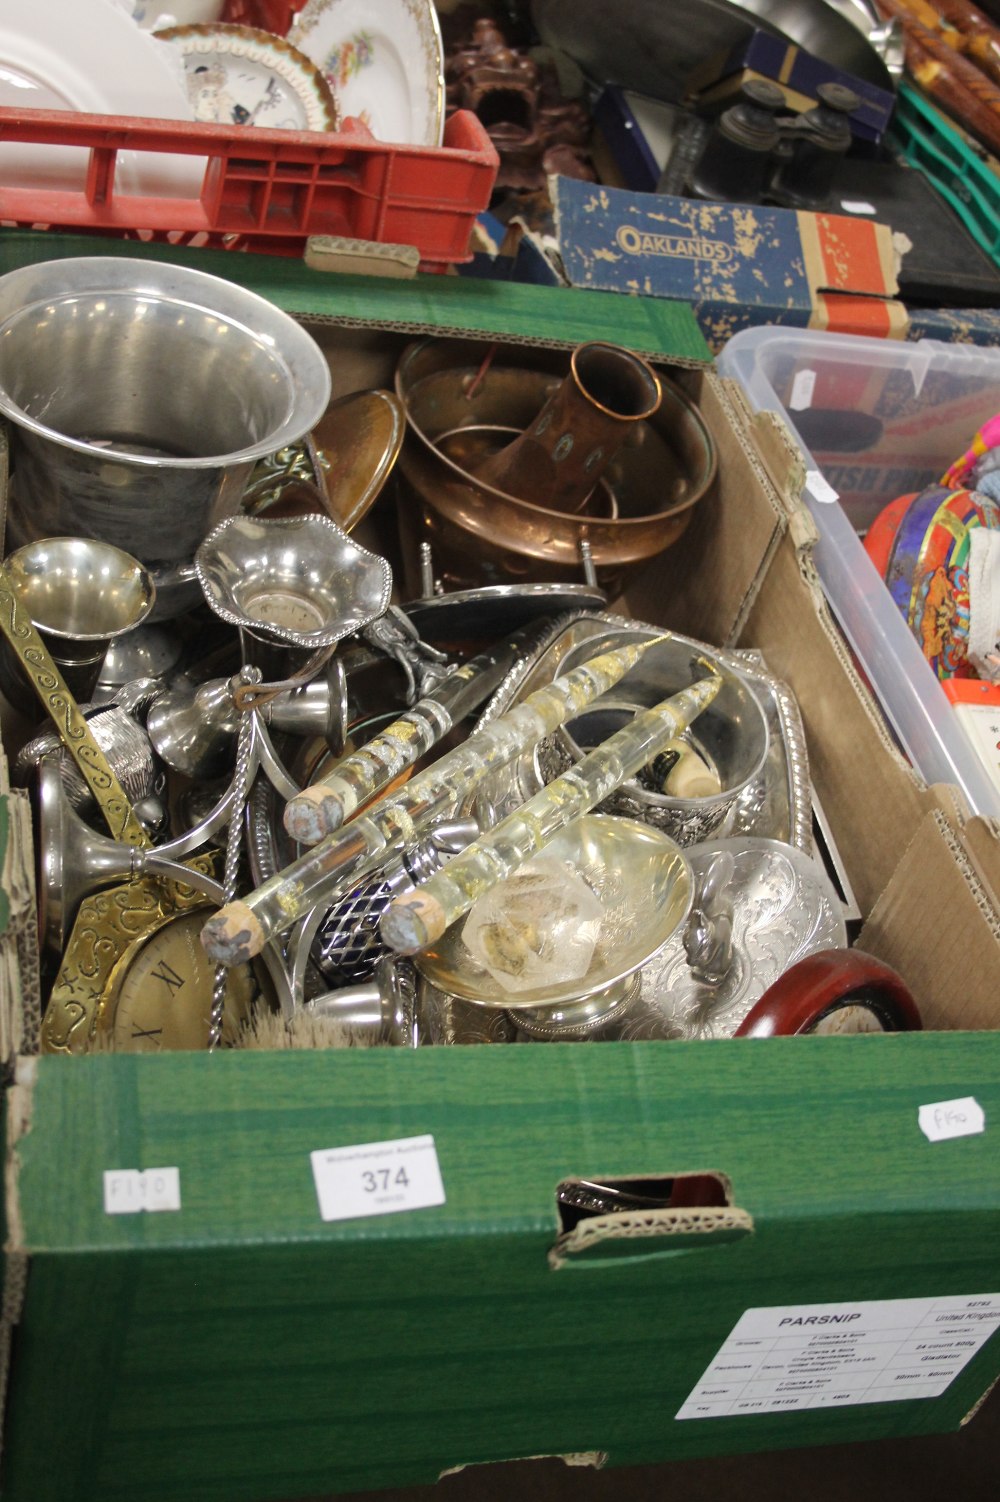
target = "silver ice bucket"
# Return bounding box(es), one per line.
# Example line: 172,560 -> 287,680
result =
0,256 -> 332,616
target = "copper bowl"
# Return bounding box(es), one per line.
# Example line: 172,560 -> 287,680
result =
394,339 -> 717,592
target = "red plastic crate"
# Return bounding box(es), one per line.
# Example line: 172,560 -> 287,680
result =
0,106 -> 498,266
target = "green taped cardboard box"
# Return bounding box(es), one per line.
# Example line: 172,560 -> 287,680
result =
1,232 -> 999,1502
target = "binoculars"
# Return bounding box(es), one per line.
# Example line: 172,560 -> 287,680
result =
683,79 -> 862,212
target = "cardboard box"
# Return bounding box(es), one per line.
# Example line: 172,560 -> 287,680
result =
586,90 -> 1000,317
1,231 -> 1000,1502
682,27 -> 897,145
551,176 -> 909,353
457,212 -> 567,289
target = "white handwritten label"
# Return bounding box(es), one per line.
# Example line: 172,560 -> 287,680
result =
806,469 -> 841,506
789,368 -> 816,411
103,1167 -> 181,1215
311,1134 -> 445,1223
677,1295 -> 1000,1420
947,701 -> 1000,792
919,1097 -> 986,1142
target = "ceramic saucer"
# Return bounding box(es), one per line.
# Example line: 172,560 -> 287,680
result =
155,22 -> 340,131
290,0 -> 444,145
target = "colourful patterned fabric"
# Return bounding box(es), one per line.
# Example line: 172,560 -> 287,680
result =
942,412 -> 1000,488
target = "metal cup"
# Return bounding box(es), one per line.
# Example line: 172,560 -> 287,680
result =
0,537 -> 155,709
0,256 -> 332,618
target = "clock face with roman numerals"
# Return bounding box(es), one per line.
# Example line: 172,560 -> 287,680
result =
105,908 -> 258,1053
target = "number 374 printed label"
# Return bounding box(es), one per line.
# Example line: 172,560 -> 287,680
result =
310,1134 -> 446,1223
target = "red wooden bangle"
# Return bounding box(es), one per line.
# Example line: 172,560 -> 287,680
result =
734,948 -> 923,1038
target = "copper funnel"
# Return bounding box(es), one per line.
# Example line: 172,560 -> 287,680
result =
394,339 -> 716,593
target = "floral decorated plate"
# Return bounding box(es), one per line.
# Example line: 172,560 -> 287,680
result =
289,0 -> 444,146
155,22 -> 340,131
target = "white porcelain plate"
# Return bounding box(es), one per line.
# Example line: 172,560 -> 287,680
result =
289,0 -> 444,146
0,0 -> 202,198
155,23 -> 340,133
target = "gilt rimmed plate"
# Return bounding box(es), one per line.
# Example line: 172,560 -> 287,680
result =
155,22 -> 340,132
289,0 -> 444,146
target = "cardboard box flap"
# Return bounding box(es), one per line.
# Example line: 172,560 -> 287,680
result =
739,470 -> 932,912
1,1060 -> 32,1474
721,384 -> 813,522
860,809 -> 1000,1030
0,793 -> 40,1062
625,373 -> 788,646
958,814 -> 1000,912
0,229 -> 713,367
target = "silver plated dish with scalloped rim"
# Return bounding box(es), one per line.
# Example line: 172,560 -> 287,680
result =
194,513 -> 392,650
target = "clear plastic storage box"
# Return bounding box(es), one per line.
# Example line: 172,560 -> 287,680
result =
717,326 -> 1000,817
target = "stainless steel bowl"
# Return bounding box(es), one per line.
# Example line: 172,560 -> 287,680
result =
0,256 -> 332,616
4,536 -> 155,642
